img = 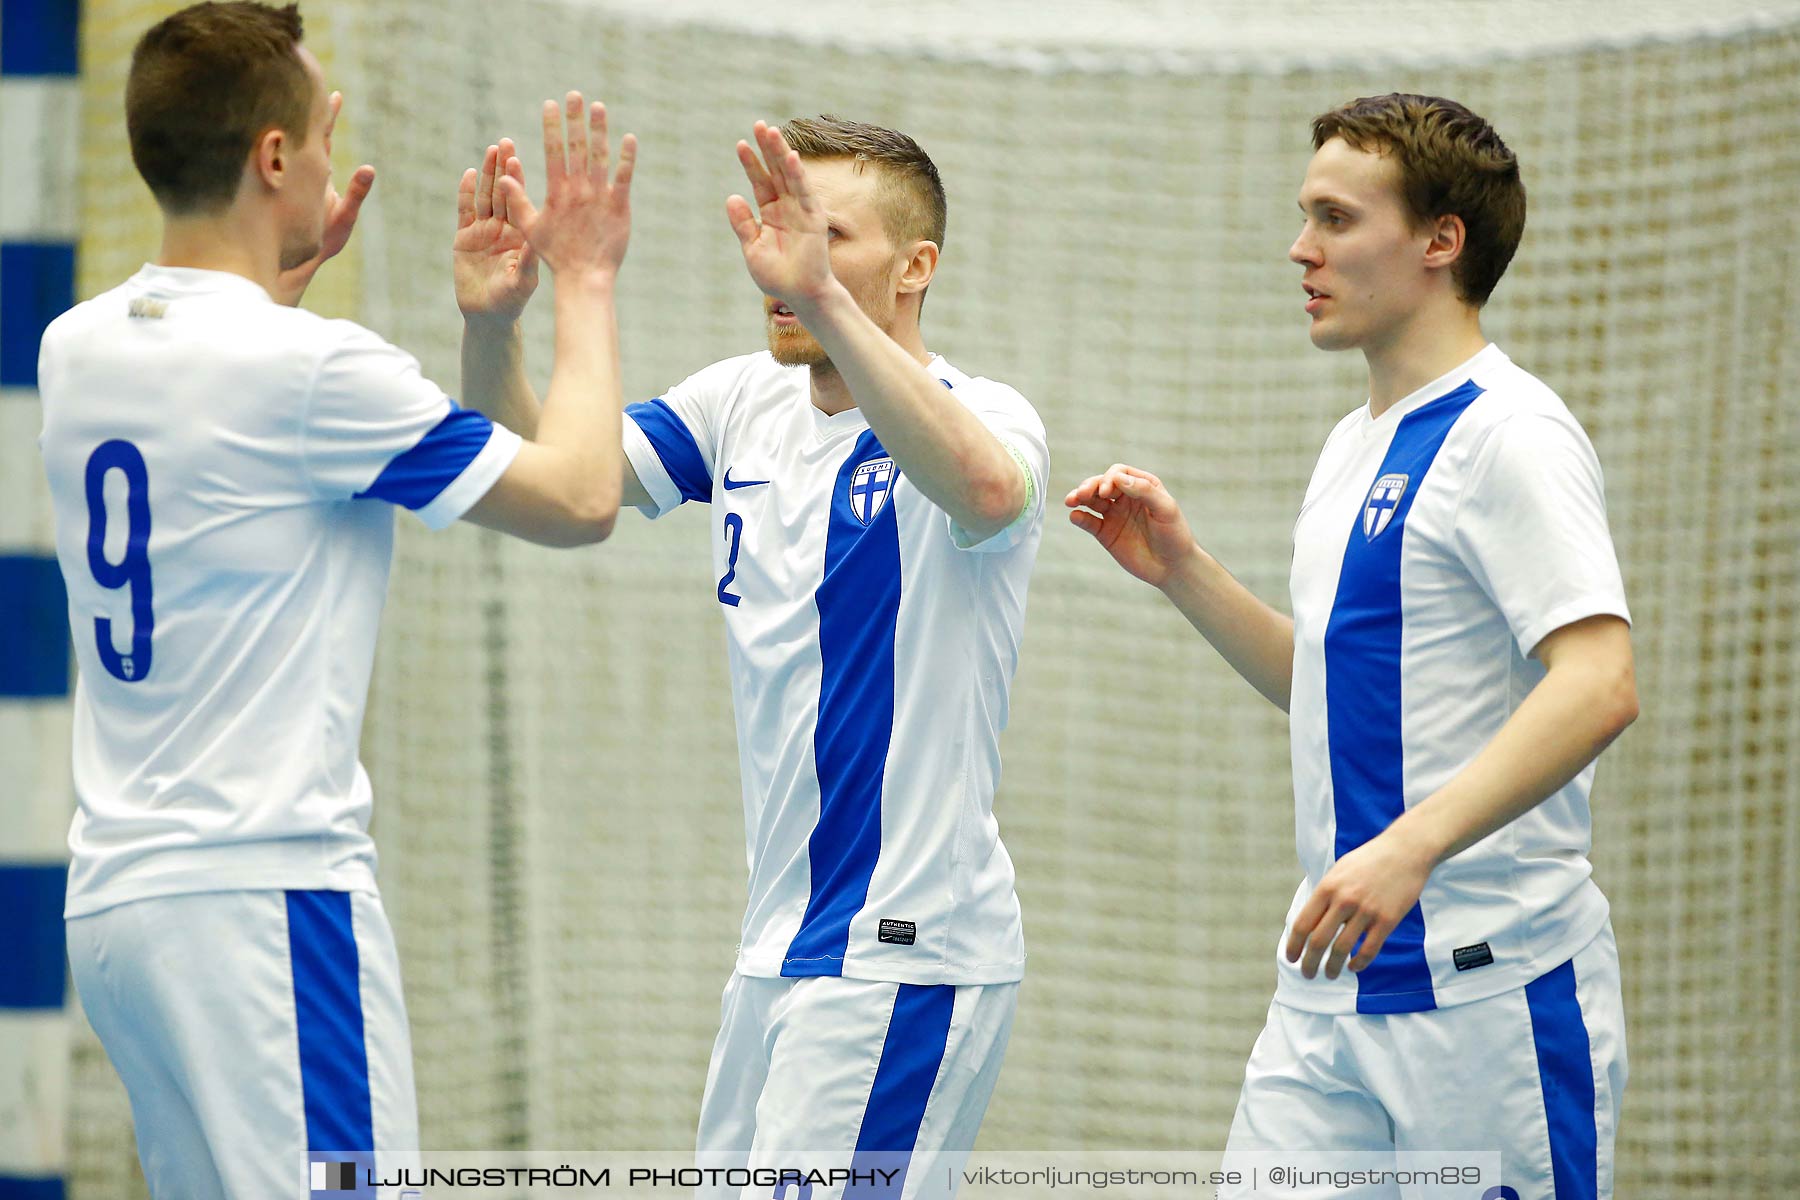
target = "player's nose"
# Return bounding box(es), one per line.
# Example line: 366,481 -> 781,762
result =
1288,228 -> 1320,266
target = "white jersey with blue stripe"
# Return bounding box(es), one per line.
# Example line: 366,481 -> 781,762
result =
39,265 -> 521,918
623,351 -> 1046,985
1280,344 -> 1630,1014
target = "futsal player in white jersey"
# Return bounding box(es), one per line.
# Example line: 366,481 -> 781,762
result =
457,118 -> 1045,1194
1068,95 -> 1638,1198
38,4 -> 639,1195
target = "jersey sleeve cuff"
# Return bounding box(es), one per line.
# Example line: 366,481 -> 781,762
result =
414,422 -> 523,530
949,439 -> 1040,552
623,412 -> 683,518
1515,595 -> 1633,659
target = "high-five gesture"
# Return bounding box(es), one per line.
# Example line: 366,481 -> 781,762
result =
496,92 -> 636,280
726,121 -> 834,308
454,138 -> 538,323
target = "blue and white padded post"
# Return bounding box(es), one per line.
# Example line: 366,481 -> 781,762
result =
0,1 -> 81,1197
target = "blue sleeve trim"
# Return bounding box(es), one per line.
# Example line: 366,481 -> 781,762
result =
0,555 -> 70,698
626,398 -> 712,504
1,0 -> 80,76
353,405 -> 493,511
1,242 -> 75,388
0,863 -> 67,1008
0,1175 -> 67,1200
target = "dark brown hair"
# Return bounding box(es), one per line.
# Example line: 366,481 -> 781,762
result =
779,115 -> 947,250
126,2 -> 315,214
1312,93 -> 1526,306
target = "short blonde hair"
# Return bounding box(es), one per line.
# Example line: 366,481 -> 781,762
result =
779,115 -> 947,250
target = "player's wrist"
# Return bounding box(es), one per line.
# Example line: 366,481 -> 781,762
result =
462,310 -> 525,336
786,277 -> 854,323
1385,806 -> 1455,870
554,266 -> 621,298
1157,541 -> 1211,597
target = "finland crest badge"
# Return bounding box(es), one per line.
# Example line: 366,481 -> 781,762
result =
850,457 -> 897,525
1362,472 -> 1408,540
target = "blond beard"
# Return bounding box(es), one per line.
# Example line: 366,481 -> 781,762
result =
767,319 -> 829,367
765,275 -> 898,367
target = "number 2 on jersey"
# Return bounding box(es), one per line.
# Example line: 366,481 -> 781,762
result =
84,440 -> 155,681
718,512 -> 745,607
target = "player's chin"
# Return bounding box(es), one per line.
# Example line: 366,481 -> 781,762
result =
1306,318 -> 1359,352
278,236 -> 323,273
767,327 -> 827,368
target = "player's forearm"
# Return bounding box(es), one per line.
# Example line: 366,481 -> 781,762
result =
794,284 -> 1024,538
1161,547 -> 1295,711
1386,648 -> 1638,867
534,273 -> 624,533
461,319 -> 542,438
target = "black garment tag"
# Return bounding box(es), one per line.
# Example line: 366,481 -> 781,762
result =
878,919 -> 916,946
1453,942 -> 1495,971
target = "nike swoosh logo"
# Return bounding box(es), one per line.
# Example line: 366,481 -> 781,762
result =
722,470 -> 770,491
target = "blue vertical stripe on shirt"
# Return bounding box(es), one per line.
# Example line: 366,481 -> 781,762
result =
1323,379 -> 1483,1014
783,431 -> 901,975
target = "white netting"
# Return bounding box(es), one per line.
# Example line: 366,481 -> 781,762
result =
68,1 -> 1800,1194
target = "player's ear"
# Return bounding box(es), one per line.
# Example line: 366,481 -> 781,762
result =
253,127 -> 287,191
1422,212 -> 1466,274
898,239 -> 938,296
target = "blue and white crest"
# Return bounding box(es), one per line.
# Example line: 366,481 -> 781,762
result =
849,457 -> 897,525
1362,472 -> 1408,540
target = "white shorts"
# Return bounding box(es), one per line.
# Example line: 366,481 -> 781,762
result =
694,972 -> 1018,1199
67,889 -> 418,1199
1224,924 -> 1626,1200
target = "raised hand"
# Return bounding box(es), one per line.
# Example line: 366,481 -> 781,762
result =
454,138 -> 539,323
274,90 -> 373,305
315,167 -> 375,266
1064,464 -> 1201,589
496,92 -> 635,280
725,121 -> 834,308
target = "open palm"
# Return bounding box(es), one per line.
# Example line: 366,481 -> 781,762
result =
726,121 -> 833,306
454,138 -> 539,323
498,94 -> 635,280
